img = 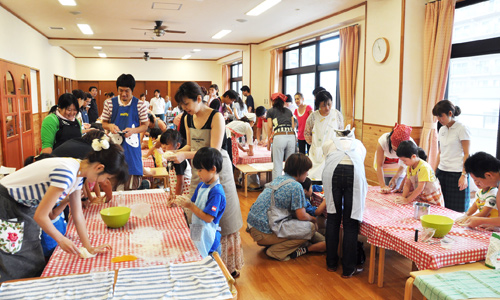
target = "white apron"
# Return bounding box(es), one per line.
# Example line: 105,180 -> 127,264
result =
190,180 -> 220,258
309,112 -> 339,180
322,138 -> 368,222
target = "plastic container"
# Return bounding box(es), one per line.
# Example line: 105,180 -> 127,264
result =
420,214 -> 453,238
413,202 -> 431,220
100,207 -> 131,228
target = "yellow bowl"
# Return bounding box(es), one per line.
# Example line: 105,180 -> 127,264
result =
100,207 -> 131,228
420,214 -> 454,238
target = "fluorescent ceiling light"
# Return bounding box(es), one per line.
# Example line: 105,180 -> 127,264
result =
58,0 -> 76,6
77,24 -> 93,35
181,55 -> 191,59
192,49 -> 201,52
98,53 -> 107,58
212,30 -> 231,39
93,46 -> 102,50
246,0 -> 281,16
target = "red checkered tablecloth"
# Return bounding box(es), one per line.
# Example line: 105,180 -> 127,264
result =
237,145 -> 272,164
42,191 -> 201,277
142,149 -> 155,168
312,186 -> 492,270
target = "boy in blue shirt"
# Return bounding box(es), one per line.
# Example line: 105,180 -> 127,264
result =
178,147 -> 226,257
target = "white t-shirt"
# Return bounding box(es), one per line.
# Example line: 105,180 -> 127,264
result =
150,97 -> 166,115
438,120 -> 471,172
233,103 -> 248,119
0,157 -> 84,207
226,121 -> 254,145
378,132 -> 416,167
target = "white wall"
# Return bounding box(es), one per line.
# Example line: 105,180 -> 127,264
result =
0,6 -> 76,112
76,58 -> 221,82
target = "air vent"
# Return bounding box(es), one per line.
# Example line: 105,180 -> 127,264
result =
236,19 -> 247,23
70,11 -> 82,15
152,2 -> 182,10
49,26 -> 65,30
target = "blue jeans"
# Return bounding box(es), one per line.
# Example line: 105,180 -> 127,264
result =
271,134 -> 296,180
155,114 -> 165,122
326,164 -> 360,275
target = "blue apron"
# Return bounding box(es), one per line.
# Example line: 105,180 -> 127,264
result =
110,96 -> 142,176
322,137 -> 367,221
190,180 -> 221,258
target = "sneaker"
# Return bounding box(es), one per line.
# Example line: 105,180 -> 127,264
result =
290,247 -> 308,259
341,266 -> 364,278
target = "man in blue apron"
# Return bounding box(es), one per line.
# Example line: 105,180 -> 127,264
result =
101,74 -> 149,190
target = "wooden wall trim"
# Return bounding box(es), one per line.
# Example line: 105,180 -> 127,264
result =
60,46 -> 76,58
362,2 -> 368,126
217,51 -> 241,61
77,57 -> 217,61
48,37 -> 248,46
257,2 -> 367,45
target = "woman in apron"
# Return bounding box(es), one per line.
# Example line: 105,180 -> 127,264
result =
41,93 -> 82,154
374,123 -> 414,193
322,127 -> 367,278
304,90 -> 344,180
169,81 -> 244,277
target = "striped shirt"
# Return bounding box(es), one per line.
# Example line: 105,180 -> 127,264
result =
0,158 -> 84,207
100,96 -> 149,123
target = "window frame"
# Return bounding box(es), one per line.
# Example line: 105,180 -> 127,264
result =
282,35 -> 341,110
447,0 -> 500,158
230,62 -> 243,95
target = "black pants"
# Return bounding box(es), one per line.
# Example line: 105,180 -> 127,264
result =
436,168 -> 470,212
0,184 -> 45,282
326,165 -> 360,276
298,139 -> 310,154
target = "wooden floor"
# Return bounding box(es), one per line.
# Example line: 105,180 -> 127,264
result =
234,188 -> 424,300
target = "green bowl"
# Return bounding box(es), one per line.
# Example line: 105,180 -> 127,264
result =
100,207 -> 131,228
420,214 -> 454,238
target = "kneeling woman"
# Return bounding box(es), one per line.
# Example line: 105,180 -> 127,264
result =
322,127 -> 367,278
0,137 -> 128,282
247,153 -> 326,261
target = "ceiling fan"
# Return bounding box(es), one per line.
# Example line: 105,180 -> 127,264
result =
132,20 -> 186,37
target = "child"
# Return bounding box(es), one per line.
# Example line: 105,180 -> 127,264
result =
463,152 -> 500,228
178,147 -> 226,258
301,177 -> 326,234
255,106 -> 267,146
144,128 -> 164,167
24,153 -> 69,260
395,141 -> 444,206
0,137 -> 128,282
159,129 -> 191,196
456,184 -> 498,225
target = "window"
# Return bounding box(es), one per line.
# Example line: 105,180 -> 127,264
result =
283,35 -> 340,109
446,0 -> 500,158
230,62 -> 242,97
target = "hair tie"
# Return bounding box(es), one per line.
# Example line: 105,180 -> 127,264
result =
92,138 -> 110,151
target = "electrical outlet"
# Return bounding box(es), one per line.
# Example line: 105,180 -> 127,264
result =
264,98 -> 268,104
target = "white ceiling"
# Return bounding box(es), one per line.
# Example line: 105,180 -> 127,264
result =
1,0 -> 363,60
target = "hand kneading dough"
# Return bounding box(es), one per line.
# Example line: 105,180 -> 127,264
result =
79,247 -> 97,259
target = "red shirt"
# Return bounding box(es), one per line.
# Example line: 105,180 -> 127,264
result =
257,116 -> 267,128
294,105 -> 312,140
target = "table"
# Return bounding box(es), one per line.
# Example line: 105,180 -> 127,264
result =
312,187 -> 492,287
2,255 -> 235,300
142,149 -> 155,168
404,261 -> 490,300
150,167 -> 170,188
42,190 -> 201,278
235,163 -> 274,197
237,145 -> 271,164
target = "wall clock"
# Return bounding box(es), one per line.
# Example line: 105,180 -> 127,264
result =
372,37 -> 390,63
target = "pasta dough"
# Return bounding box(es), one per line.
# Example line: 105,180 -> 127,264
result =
79,247 -> 97,259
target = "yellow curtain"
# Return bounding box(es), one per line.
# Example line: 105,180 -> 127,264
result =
269,48 -> 283,104
339,25 -> 360,128
420,0 -> 456,169
222,64 -> 230,92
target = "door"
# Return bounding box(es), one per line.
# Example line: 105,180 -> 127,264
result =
0,61 -> 35,169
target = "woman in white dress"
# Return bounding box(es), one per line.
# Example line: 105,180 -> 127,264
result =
304,90 -> 344,180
